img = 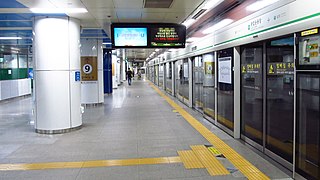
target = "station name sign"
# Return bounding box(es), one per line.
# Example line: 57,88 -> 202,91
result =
111,23 -> 186,48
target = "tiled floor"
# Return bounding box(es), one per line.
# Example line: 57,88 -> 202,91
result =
0,79 -> 293,179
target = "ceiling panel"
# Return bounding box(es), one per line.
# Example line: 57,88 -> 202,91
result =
88,8 -> 116,19
81,0 -> 114,8
170,0 -> 204,9
116,10 -> 141,20
164,12 -> 190,23
80,20 -> 100,28
113,0 -> 144,8
141,12 -> 165,21
49,0 -> 85,8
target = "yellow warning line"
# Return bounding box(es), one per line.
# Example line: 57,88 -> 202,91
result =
178,150 -> 204,169
190,145 -> 229,176
0,157 -> 181,171
150,83 -> 270,180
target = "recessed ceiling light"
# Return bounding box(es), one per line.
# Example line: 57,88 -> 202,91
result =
30,8 -> 88,14
0,37 -> 22,40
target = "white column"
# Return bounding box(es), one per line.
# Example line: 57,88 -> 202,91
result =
33,16 -> 82,133
233,47 -> 241,138
80,39 -> 104,104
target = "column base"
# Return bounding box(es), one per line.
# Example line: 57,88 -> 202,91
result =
35,125 -> 82,134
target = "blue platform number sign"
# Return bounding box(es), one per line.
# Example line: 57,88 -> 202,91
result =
75,71 -> 81,81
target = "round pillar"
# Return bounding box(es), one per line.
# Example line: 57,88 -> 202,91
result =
33,16 -> 82,134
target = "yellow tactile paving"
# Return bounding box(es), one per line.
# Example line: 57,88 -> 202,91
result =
178,150 -> 204,169
0,156 -> 181,171
150,83 -> 270,180
246,172 -> 270,180
167,156 -> 182,163
190,145 -> 229,176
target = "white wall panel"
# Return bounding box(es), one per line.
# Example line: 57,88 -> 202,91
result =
98,70 -> 104,103
80,39 -> 104,104
11,81 -> 18,98
1,81 -> 11,100
81,82 -> 99,103
0,79 -> 31,101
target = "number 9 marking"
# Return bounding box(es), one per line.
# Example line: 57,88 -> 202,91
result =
83,64 -> 92,74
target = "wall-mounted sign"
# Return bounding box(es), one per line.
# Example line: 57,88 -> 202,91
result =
301,28 -> 318,36
218,57 -> 232,84
75,71 -> 80,81
81,56 -> 97,81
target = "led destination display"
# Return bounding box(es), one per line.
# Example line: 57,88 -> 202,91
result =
150,25 -> 186,48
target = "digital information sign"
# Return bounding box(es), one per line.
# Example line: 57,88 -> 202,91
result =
111,23 -> 186,48
113,28 -> 147,47
150,25 -> 186,48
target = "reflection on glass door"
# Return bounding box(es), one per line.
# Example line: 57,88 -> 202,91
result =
297,73 -> 320,180
155,65 -> 159,85
266,37 -> 294,163
203,53 -> 215,122
193,56 -> 204,112
241,43 -> 263,145
175,59 -> 189,104
166,62 -> 173,94
217,48 -> 234,131
296,29 -> 320,180
159,64 -> 164,88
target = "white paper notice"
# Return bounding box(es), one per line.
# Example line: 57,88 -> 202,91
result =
218,57 -> 232,84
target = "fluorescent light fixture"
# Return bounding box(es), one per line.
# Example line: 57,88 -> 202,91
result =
246,0 -> 280,11
203,0 -> 223,10
182,19 -> 196,27
30,8 -> 88,14
0,37 -> 22,40
103,42 -> 112,45
186,37 -> 200,42
202,19 -> 233,34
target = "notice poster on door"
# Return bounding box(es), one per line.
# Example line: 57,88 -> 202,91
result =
81,56 -> 98,81
218,57 -> 232,84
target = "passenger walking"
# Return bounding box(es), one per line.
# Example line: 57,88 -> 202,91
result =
127,68 -> 133,85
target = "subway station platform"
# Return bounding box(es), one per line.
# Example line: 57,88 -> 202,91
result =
0,79 -> 293,180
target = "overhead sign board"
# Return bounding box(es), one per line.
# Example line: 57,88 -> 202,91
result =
111,23 -> 186,48
150,25 -> 186,48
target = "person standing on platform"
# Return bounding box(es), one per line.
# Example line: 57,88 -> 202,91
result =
127,68 -> 133,85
